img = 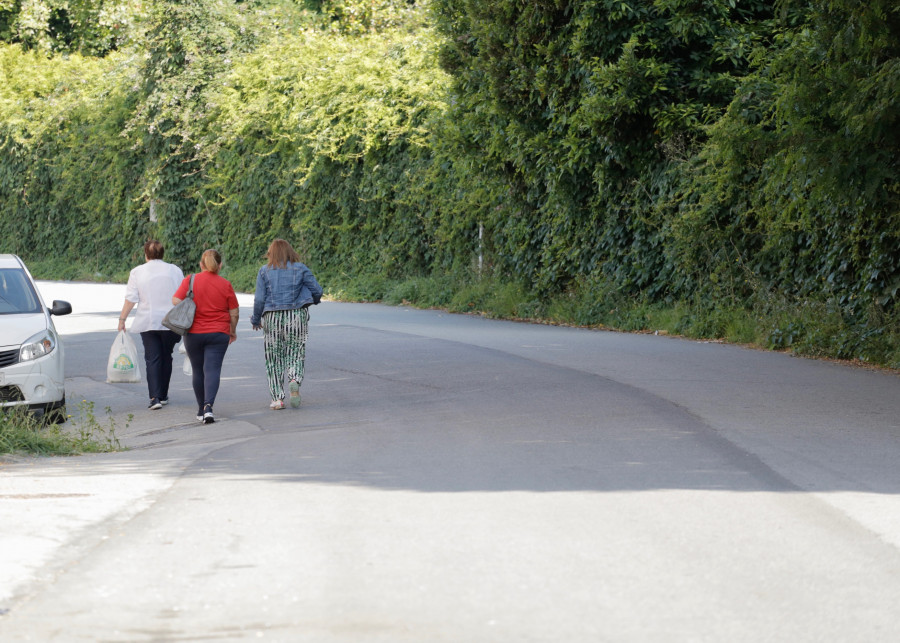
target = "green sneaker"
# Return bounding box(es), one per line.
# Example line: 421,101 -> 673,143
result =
289,380 -> 301,408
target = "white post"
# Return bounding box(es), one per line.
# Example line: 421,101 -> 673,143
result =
478,222 -> 484,276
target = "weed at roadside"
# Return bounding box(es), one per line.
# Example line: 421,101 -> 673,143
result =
0,399 -> 127,456
70,400 -> 128,453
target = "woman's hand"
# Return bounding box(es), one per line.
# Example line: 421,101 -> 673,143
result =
118,301 -> 135,332
229,308 -> 239,343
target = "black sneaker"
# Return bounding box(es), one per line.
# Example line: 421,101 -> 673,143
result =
160,398 -> 169,406
202,404 -> 215,424
196,407 -> 204,422
149,398 -> 162,410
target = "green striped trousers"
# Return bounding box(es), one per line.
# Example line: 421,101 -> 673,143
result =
262,307 -> 309,401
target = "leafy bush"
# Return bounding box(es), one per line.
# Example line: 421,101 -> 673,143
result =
682,0 -> 900,315
1,3 -> 452,281
1,0 -> 899,368
431,0 -> 775,293
0,0 -> 146,55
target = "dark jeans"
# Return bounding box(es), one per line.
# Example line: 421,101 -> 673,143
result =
140,330 -> 181,402
183,332 -> 230,410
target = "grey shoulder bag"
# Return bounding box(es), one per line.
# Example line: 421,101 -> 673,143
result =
162,274 -> 196,336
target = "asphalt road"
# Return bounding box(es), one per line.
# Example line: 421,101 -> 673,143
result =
2,281 -> 900,642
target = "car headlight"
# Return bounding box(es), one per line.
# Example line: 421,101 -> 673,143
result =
20,329 -> 57,362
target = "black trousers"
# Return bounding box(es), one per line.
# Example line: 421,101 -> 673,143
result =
183,332 -> 230,411
140,330 -> 181,402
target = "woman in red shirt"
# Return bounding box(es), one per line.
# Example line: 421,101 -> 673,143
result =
172,249 -> 239,424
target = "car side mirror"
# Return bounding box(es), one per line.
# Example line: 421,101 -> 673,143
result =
50,300 -> 72,316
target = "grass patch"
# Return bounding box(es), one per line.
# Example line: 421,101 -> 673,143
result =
322,272 -> 395,303
759,296 -> 900,368
448,279 -> 540,318
383,274 -> 457,308
1,400 -> 127,456
322,270 -> 900,370
22,260 -> 900,371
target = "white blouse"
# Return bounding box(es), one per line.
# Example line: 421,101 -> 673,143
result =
125,260 -> 185,333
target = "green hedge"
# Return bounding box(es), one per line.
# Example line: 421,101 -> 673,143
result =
0,4 -> 457,287
430,0 -> 899,363
1,0 -> 898,366
199,27 -> 452,280
0,46 -> 145,273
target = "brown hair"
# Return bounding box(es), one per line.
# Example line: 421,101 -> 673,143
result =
200,249 -> 222,274
266,239 -> 301,269
144,240 -> 164,260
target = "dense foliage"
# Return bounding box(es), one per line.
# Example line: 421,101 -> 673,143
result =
714,2 -> 898,301
0,0 -> 145,55
1,0 -> 898,365
433,0 -> 776,293
431,0 -> 899,362
671,0 -> 900,357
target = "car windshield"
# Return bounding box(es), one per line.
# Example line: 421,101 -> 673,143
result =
0,268 -> 42,314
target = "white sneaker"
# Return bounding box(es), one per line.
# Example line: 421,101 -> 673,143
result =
270,399 -> 285,410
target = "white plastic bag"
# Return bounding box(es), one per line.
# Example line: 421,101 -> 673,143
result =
107,331 -> 142,383
179,341 -> 192,376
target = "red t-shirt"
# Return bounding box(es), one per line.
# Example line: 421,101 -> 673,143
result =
174,271 -> 239,335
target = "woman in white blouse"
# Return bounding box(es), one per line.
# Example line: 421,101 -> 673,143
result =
118,240 -> 185,410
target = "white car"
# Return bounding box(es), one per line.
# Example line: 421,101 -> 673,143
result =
0,254 -> 72,422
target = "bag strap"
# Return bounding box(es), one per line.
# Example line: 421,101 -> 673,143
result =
186,273 -> 195,299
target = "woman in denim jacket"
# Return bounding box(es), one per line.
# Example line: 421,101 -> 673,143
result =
250,239 -> 323,409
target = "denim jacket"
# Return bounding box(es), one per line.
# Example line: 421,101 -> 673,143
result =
250,262 -> 323,326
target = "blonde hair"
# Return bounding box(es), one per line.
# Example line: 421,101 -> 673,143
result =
266,239 -> 301,269
200,249 -> 222,274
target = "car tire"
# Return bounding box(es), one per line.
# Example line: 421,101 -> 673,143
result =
43,397 -> 67,425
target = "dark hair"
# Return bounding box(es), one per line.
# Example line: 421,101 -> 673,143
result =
200,249 -> 222,274
266,239 -> 301,269
144,240 -> 164,260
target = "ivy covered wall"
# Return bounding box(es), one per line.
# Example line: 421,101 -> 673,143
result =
1,0 -> 898,363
